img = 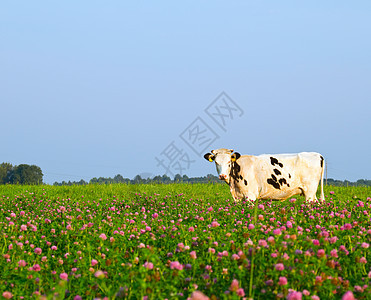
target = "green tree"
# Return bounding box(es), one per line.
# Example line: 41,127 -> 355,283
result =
11,164 -> 43,184
0,163 -> 13,184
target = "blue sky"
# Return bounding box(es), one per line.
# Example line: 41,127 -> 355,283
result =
1,1 -> 370,184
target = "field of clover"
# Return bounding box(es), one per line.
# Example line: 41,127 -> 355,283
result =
0,184 -> 370,300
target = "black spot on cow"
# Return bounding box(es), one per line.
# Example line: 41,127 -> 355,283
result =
273,168 -> 281,176
244,179 -> 248,186
279,178 -> 287,186
287,184 -> 290,187
230,162 -> 241,182
270,157 -> 283,168
271,174 -> 277,182
239,175 -> 243,180
320,155 -> 324,168
267,178 -> 280,189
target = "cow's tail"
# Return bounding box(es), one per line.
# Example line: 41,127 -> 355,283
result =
320,155 -> 325,201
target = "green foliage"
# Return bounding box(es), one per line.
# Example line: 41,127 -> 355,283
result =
0,184 -> 370,299
53,174 -> 222,186
0,163 -> 43,184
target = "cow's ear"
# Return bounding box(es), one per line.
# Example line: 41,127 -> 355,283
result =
204,153 -> 215,162
231,152 -> 241,162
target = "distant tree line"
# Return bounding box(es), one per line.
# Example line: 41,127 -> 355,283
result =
53,175 -> 371,187
326,178 -> 371,187
1,162 -> 370,186
0,163 -> 43,185
53,174 -> 222,186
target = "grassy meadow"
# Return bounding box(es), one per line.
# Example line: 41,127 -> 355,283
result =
0,183 -> 370,299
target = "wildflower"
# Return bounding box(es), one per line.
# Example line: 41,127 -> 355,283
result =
287,291 -> 302,300
211,221 -> 220,227
312,239 -> 320,246
32,264 -> 41,271
273,228 -> 282,235
361,242 -> 369,249
278,276 -> 288,286
60,273 -> 68,280
99,233 -> 107,240
317,249 -> 325,258
231,254 -> 239,260
344,223 -> 352,230
265,279 -> 273,286
18,260 -> 27,267
205,265 -> 212,272
20,225 -> 27,231
330,249 -> 338,258
329,236 -> 338,244
237,288 -> 245,297
74,296 -> 82,300
94,270 -> 105,279
190,291 -> 209,300
208,248 -> 215,254
268,236 -> 275,244
51,245 -> 57,251
248,224 -> 255,230
359,257 -> 367,264
341,291 -> 355,300
169,261 -> 183,270
354,286 -> 363,293
190,251 -> 197,259
229,279 -> 239,292
258,239 -> 267,247
2,292 -> 12,299
34,248 -> 42,255
189,226 -> 195,232
91,259 -> 98,266
275,263 -> 284,271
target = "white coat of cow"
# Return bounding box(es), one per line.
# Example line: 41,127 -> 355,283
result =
204,148 -> 325,202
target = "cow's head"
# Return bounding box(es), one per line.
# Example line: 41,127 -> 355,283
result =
204,148 -> 241,184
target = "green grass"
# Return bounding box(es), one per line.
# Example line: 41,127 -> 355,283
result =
0,184 -> 370,299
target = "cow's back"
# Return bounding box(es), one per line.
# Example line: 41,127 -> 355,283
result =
234,152 -> 323,200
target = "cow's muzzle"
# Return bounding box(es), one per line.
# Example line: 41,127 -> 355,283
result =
219,174 -> 227,181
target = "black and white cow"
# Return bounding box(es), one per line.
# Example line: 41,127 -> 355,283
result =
204,148 -> 325,202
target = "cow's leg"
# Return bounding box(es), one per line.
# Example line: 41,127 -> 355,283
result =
244,193 -> 256,203
304,186 -> 318,203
